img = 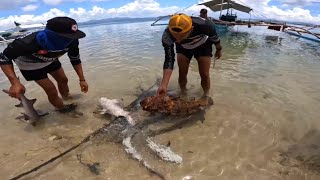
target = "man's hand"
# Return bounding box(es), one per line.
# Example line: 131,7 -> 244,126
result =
157,85 -> 167,96
214,50 -> 222,59
80,80 -> 88,93
9,82 -> 25,99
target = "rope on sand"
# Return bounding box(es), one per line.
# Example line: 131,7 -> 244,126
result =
9,127 -> 104,180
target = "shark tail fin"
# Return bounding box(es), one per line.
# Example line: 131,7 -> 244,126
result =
16,113 -> 29,121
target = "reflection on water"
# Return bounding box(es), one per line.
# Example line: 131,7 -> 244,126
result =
0,21 -> 320,180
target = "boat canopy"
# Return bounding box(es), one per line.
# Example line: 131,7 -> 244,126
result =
199,0 -> 252,13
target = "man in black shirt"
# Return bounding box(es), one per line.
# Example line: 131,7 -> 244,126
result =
158,13 -> 222,98
0,17 -> 88,112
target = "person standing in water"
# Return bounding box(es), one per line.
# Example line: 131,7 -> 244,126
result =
0,17 -> 88,112
157,13 -> 222,98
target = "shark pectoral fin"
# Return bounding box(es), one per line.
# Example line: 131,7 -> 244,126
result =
15,113 -> 30,122
23,113 -> 30,120
15,102 -> 23,108
15,115 -> 25,120
30,99 -> 37,105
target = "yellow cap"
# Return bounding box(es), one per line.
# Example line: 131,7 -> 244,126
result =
169,13 -> 192,34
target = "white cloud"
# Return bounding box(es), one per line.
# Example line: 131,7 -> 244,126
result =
282,0 -> 320,7
0,0 -> 179,30
262,6 -> 320,23
197,0 -> 320,23
66,0 -> 180,19
0,0 -> 319,31
22,4 -> 39,12
41,0 -> 111,6
69,7 -> 87,18
0,8 -> 66,30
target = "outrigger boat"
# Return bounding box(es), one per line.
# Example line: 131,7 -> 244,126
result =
199,0 -> 253,31
0,31 -> 25,44
0,21 -> 45,44
151,0 -> 320,43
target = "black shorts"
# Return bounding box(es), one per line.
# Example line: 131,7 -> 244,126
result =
20,61 -> 62,81
176,41 -> 214,60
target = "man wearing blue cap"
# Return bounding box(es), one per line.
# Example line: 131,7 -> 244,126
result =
0,17 -> 88,112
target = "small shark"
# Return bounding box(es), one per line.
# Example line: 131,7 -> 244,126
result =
2,89 -> 48,126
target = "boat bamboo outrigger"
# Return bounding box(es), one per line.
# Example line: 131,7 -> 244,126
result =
0,21 -> 45,44
282,25 -> 320,43
150,0 -> 320,43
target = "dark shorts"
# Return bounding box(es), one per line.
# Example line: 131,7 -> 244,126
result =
20,61 -> 62,81
176,41 -> 214,60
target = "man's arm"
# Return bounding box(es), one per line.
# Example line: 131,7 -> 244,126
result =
0,64 -> 20,85
206,22 -> 222,58
68,40 -> 85,80
161,42 -> 175,87
0,36 -> 36,98
68,40 -> 88,93
0,52 -> 19,85
158,29 -> 176,95
72,63 -> 85,81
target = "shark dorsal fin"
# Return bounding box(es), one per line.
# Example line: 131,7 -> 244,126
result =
15,102 -> 23,107
30,99 -> 37,105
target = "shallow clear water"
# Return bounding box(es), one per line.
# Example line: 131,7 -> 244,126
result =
0,21 -> 320,180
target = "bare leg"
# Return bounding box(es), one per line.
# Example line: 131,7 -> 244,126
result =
35,78 -> 64,108
49,67 -> 70,99
196,56 -> 211,97
177,53 -> 191,93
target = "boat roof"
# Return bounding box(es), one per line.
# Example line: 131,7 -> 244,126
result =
199,0 -> 252,14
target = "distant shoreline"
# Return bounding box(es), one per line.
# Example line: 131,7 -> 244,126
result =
78,17 -> 159,27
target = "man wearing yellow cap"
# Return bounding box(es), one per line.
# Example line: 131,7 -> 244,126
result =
157,13 -> 222,98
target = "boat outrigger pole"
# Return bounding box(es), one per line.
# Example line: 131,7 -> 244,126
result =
219,0 -> 224,19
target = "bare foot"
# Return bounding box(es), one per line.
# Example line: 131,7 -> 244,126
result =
180,87 -> 188,97
201,95 -> 214,105
57,103 -> 77,113
62,95 -> 73,101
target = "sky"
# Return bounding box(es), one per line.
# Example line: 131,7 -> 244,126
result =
0,0 -> 319,31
